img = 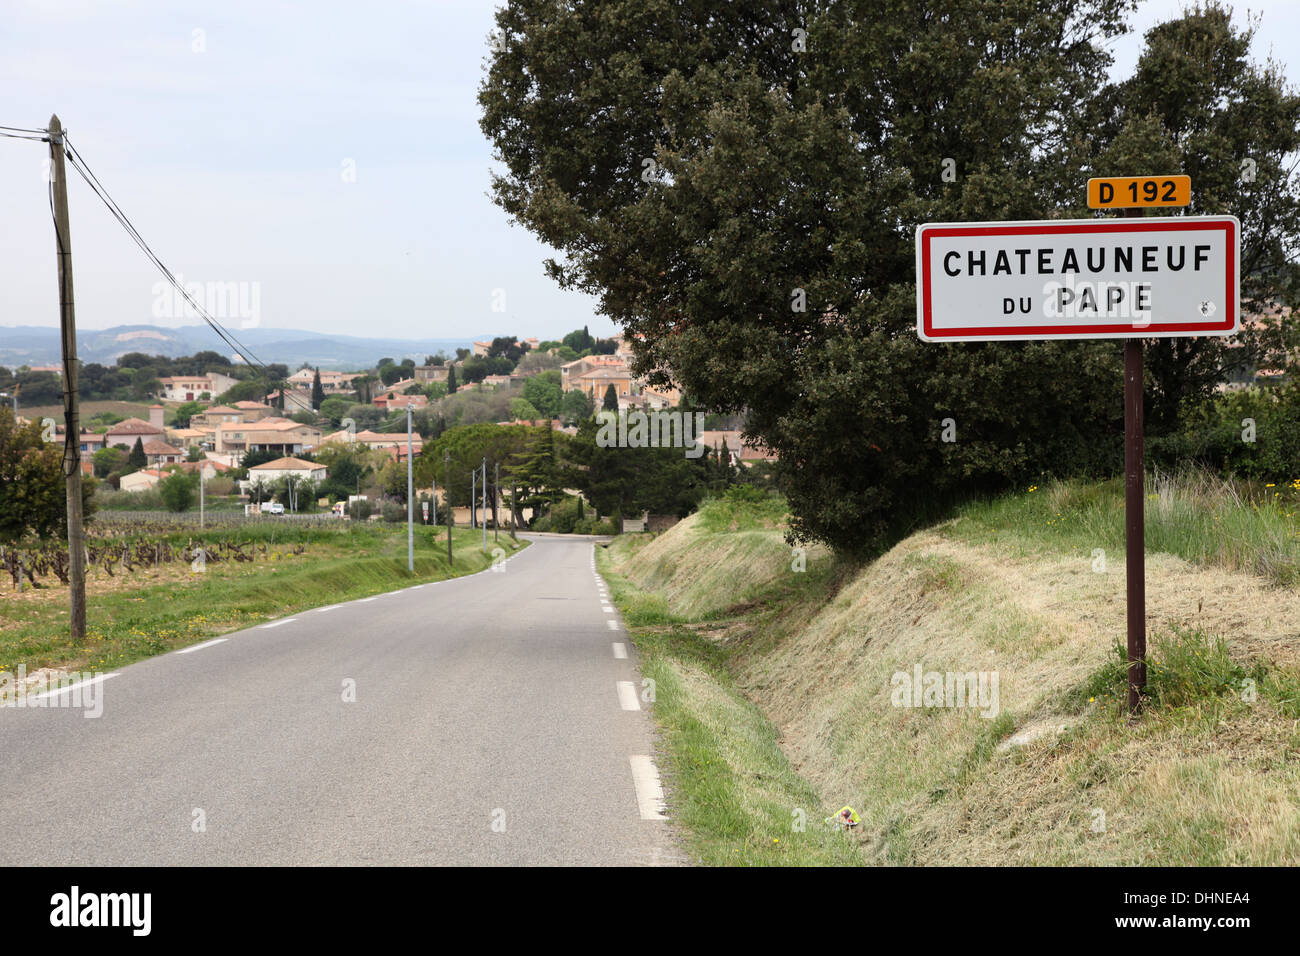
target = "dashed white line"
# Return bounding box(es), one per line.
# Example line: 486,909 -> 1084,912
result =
356,597 -> 377,603
616,681 -> 640,711
629,755 -> 668,820
612,642 -> 627,659
607,620 -> 620,631
28,672 -> 120,701
259,618 -> 298,629
315,604 -> 344,613
602,606 -> 614,613
175,638 -> 228,655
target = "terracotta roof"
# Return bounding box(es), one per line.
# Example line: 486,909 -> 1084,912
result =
249,456 -> 323,471
141,440 -> 183,456
105,417 -> 163,435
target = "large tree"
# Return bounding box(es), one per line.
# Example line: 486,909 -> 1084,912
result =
1083,6 -> 1300,432
0,407 -> 96,541
480,0 -> 1300,554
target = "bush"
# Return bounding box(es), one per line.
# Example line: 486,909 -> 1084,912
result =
346,498 -> 373,521
380,500 -> 407,523
1149,385 -> 1300,482
159,470 -> 199,512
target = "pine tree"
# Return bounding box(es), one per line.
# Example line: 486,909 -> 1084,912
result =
127,436 -> 147,470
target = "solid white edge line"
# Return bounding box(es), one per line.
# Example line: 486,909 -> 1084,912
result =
260,618 -> 298,629
629,755 -> 668,820
28,672 -> 120,700
616,681 -> 640,711
175,638 -> 228,655
612,642 -> 627,659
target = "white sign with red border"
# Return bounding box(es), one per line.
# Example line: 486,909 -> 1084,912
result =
916,216 -> 1239,342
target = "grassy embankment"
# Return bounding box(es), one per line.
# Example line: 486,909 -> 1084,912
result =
1,522 -> 524,677
598,473 -> 1300,865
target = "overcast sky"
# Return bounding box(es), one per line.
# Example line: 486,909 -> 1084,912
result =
1,1 -> 1297,343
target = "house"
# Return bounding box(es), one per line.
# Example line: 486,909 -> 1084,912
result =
141,440 -> 185,466
559,354 -> 626,392
471,340 -> 493,357
246,456 -> 327,485
414,365 -> 450,384
231,401 -> 275,420
195,405 -> 245,427
54,426 -> 106,455
166,426 -> 209,449
286,368 -> 361,392
155,371 -> 240,402
216,418 -> 322,457
105,414 -> 165,449
320,428 -> 423,456
696,430 -> 778,464
575,365 -> 634,405
119,468 -> 164,492
481,374 -> 513,389
373,391 -> 427,411
156,375 -> 214,402
171,458 -> 233,481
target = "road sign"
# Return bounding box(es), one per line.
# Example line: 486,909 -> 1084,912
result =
915,216 -> 1239,342
1088,175 -> 1191,209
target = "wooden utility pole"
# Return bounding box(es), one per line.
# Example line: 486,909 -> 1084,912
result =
494,461 -> 500,543
48,115 -> 86,644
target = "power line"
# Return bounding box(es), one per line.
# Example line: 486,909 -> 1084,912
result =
53,132 -> 314,414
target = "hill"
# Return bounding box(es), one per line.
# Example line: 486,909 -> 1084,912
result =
599,478 -> 1300,865
0,324 -> 475,370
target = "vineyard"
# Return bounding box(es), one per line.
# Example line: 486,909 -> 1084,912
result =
0,513 -> 343,590
1,538 -> 308,590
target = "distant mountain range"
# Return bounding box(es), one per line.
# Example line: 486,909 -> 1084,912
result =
0,324 -> 480,371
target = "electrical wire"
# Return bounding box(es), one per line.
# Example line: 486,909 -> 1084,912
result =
57,133 -> 313,414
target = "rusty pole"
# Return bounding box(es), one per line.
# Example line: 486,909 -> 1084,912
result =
1124,206 -> 1146,714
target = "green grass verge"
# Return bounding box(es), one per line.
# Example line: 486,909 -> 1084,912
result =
942,469 -> 1300,585
598,546 -> 862,866
1,525 -> 525,676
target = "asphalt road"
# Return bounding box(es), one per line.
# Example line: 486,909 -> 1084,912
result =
0,536 -> 681,866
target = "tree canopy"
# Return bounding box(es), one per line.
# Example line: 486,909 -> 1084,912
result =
481,0 -> 1300,553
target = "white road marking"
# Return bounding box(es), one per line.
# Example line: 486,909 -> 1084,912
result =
629,755 -> 668,820
612,642 -> 627,659
260,618 -> 298,629
603,606 -> 614,613
175,638 -> 228,655
28,672 -> 120,701
616,681 -> 640,711
607,620 -> 620,631
315,604 -> 344,613
356,597 -> 377,603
